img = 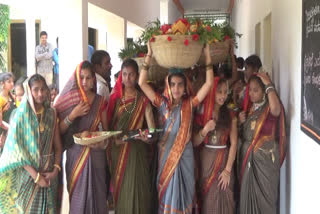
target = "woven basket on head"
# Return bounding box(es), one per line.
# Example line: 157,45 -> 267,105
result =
199,40 -> 230,65
134,57 -> 157,67
134,57 -> 168,88
150,35 -> 204,69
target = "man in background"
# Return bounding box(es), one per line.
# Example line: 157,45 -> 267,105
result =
91,50 -> 112,101
35,31 -> 53,85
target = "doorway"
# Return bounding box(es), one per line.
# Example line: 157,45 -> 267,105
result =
8,21 -> 27,79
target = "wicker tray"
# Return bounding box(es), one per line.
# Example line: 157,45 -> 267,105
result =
150,35 -> 203,69
73,131 -> 122,146
198,40 -> 230,65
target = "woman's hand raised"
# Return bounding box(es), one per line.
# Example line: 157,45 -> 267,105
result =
204,44 -> 211,64
147,41 -> 152,57
256,72 -> 272,85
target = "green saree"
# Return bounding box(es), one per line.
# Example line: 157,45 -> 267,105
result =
0,86 -> 58,213
108,92 -> 152,214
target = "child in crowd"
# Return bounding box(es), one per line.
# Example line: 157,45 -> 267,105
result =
0,72 -> 16,153
14,76 -> 27,107
49,84 -> 58,106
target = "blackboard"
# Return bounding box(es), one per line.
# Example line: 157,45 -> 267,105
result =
301,0 -> 320,144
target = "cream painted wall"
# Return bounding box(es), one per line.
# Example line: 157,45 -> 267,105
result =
88,3 -> 125,83
168,0 -> 182,24
160,0 -> 169,24
127,21 -> 144,42
232,0 -> 272,58
2,0 -> 60,77
232,0 -> 320,213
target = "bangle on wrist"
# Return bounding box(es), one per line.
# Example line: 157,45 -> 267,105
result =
146,54 -> 152,58
265,84 -> 275,94
64,115 -> 73,126
142,62 -> 150,71
205,64 -> 213,71
34,172 -> 40,183
265,83 -> 274,88
54,164 -> 61,172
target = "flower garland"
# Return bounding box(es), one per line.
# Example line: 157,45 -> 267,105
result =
142,18 -> 236,46
119,18 -> 237,60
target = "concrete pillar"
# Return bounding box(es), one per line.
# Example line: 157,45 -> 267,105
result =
160,0 -> 169,24
25,17 -> 36,77
58,0 -> 88,90
124,19 -> 127,48
105,15 -> 125,85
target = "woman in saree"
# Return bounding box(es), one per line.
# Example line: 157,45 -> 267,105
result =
0,72 -> 16,155
193,77 -> 238,214
0,74 -> 62,213
107,58 -> 155,214
238,73 -> 287,214
238,55 -> 263,114
54,61 -> 109,214
139,43 -> 213,214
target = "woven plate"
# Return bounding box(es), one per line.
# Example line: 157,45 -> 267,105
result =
73,131 -> 122,146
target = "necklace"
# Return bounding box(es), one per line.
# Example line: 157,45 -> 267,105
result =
36,106 -> 45,132
211,130 -> 217,144
121,92 -> 137,114
253,98 -> 266,111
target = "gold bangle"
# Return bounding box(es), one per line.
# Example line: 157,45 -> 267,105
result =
205,64 -> 213,71
142,62 -> 150,71
199,129 -> 206,138
34,172 -> 40,183
54,164 -> 61,172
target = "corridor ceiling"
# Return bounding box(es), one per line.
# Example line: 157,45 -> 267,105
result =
180,0 -> 229,13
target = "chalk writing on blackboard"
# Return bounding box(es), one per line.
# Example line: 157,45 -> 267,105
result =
301,0 -> 320,144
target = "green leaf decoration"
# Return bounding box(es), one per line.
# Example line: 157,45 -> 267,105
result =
0,4 -> 10,72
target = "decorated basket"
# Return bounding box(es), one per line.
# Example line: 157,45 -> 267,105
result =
73,131 -> 122,146
198,40 -> 230,65
134,57 -> 168,89
150,35 -> 204,69
134,56 -> 157,68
